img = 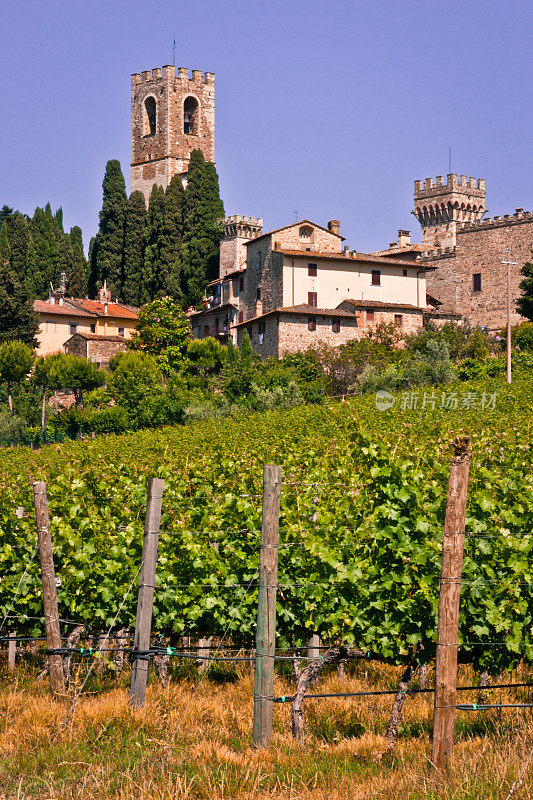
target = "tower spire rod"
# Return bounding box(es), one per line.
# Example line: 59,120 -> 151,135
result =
172,39 -> 176,66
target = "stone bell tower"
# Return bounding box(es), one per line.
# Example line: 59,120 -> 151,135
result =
413,173 -> 486,249
130,64 -> 215,204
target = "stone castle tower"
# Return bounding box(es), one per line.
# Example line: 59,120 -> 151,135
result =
130,65 -> 215,204
219,216 -> 263,278
413,174 -> 486,249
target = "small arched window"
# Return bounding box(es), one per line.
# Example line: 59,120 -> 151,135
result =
299,225 -> 314,244
184,96 -> 199,135
144,97 -> 156,136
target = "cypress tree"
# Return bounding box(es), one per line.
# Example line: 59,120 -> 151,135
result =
92,160 -> 128,299
122,190 -> 147,306
6,213 -> 30,287
0,223 -> 10,264
517,262 -> 533,322
0,206 -> 14,225
0,237 -> 38,345
29,204 -> 62,298
68,226 -> 87,297
181,149 -> 224,307
140,184 -> 165,304
161,175 -> 184,302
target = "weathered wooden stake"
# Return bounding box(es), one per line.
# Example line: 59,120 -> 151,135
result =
32,481 -> 65,694
197,635 -> 213,674
307,633 -> 320,660
130,478 -> 165,708
8,630 -> 16,672
252,464 -> 282,749
431,436 -> 471,777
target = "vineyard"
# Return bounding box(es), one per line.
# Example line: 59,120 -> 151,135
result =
0,373 -> 532,798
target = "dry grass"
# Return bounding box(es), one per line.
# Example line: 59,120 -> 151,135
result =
0,662 -> 531,799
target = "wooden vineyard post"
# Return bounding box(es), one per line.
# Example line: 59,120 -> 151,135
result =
32,481 -> 65,694
253,464 -> 282,749
8,630 -> 16,672
431,436 -> 471,778
130,478 -> 165,708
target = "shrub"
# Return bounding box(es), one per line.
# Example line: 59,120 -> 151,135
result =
512,322 -> 533,352
0,409 -> 28,446
249,381 -> 304,411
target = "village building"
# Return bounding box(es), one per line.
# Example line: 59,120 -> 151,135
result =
34,284 -> 138,357
131,64 -> 531,348
190,214 -> 448,357
64,333 -> 131,368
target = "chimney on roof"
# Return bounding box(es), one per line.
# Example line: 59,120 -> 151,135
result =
98,281 -> 112,304
328,219 -> 341,235
398,230 -> 411,247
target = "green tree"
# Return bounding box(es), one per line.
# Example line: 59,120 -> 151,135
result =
141,184 -> 166,303
107,351 -> 162,417
29,205 -> 61,297
6,213 -> 30,286
128,296 -> 191,372
90,160 -> 128,299
181,149 -> 224,306
0,247 -> 39,345
0,341 -> 34,412
68,226 -> 87,297
122,191 -> 147,306
0,223 -> 10,263
222,331 -> 258,401
161,175 -> 185,301
0,206 -> 14,224
56,355 -> 106,407
186,337 -> 226,388
517,262 -> 533,321
33,353 -> 65,437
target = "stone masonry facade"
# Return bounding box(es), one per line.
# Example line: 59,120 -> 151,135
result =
236,304 -> 424,358
242,221 -> 343,321
422,211 -> 533,329
219,215 -> 263,277
64,333 -> 128,367
131,65 -> 215,204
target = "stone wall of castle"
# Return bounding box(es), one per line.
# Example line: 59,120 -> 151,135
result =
423,212 -> 533,329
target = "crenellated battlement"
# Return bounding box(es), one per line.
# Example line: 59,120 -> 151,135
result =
131,66 -> 215,85
458,208 -> 533,233
222,215 -> 263,241
413,173 -> 486,248
224,214 -> 263,227
414,173 -> 485,197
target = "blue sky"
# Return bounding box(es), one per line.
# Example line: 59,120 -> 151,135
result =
1,0 -> 532,253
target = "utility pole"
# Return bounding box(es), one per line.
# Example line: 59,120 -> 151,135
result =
500,251 -> 518,385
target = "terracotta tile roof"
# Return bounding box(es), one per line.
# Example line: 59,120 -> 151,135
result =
338,299 -> 426,312
232,304 -> 357,328
70,299 -> 138,319
35,298 -> 139,320
67,333 -> 127,342
371,244 -> 430,257
189,303 -> 238,318
34,299 -> 96,318
276,249 -> 431,268
244,219 -> 345,245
